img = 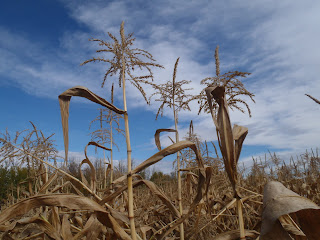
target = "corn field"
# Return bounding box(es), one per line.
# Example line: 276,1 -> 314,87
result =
0,21 -> 319,240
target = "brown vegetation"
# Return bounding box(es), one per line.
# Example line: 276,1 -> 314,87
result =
0,21 -> 319,240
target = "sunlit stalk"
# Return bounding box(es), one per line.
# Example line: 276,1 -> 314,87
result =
173,81 -> 184,240
237,198 -> 245,239
121,54 -> 137,240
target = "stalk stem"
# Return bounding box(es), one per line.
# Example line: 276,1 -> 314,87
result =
173,93 -> 184,240
110,85 -> 114,186
122,54 -> 137,240
103,150 -> 107,189
110,118 -> 113,185
237,198 -> 246,239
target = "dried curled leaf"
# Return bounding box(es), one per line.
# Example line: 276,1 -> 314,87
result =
84,141 -> 111,159
58,86 -> 125,163
261,181 -> 320,240
132,140 -> 203,175
79,158 -> 96,194
207,86 -> 237,189
232,124 -> 248,164
206,86 -> 249,194
154,129 -> 176,151
105,140 -> 203,185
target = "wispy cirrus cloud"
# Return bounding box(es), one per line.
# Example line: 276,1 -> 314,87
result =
1,0 -> 320,171
63,0 -> 320,155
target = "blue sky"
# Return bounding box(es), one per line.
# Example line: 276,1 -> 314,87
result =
1,0 -> 320,173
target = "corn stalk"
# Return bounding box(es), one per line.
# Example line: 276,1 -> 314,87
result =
149,57 -> 195,239
204,46 -> 254,239
81,21 -> 164,239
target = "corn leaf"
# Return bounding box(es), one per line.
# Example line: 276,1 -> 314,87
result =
58,86 -> 125,163
154,129 -> 176,151
261,181 -> 320,240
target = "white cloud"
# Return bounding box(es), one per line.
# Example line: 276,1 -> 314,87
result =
156,0 -> 320,153
2,0 -> 320,174
67,1 -> 129,33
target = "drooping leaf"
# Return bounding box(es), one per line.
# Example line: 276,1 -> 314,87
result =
58,86 -> 125,163
79,158 -> 96,194
208,86 -> 237,189
84,141 -> 111,159
154,129 -> 176,151
205,87 -> 219,128
132,140 -> 203,175
232,124 -> 248,164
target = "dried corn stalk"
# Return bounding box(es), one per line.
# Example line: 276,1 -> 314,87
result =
204,46 -> 254,239
149,57 -> 195,239
81,21 -> 164,239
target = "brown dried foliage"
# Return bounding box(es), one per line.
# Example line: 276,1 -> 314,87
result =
1,26 -> 320,240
